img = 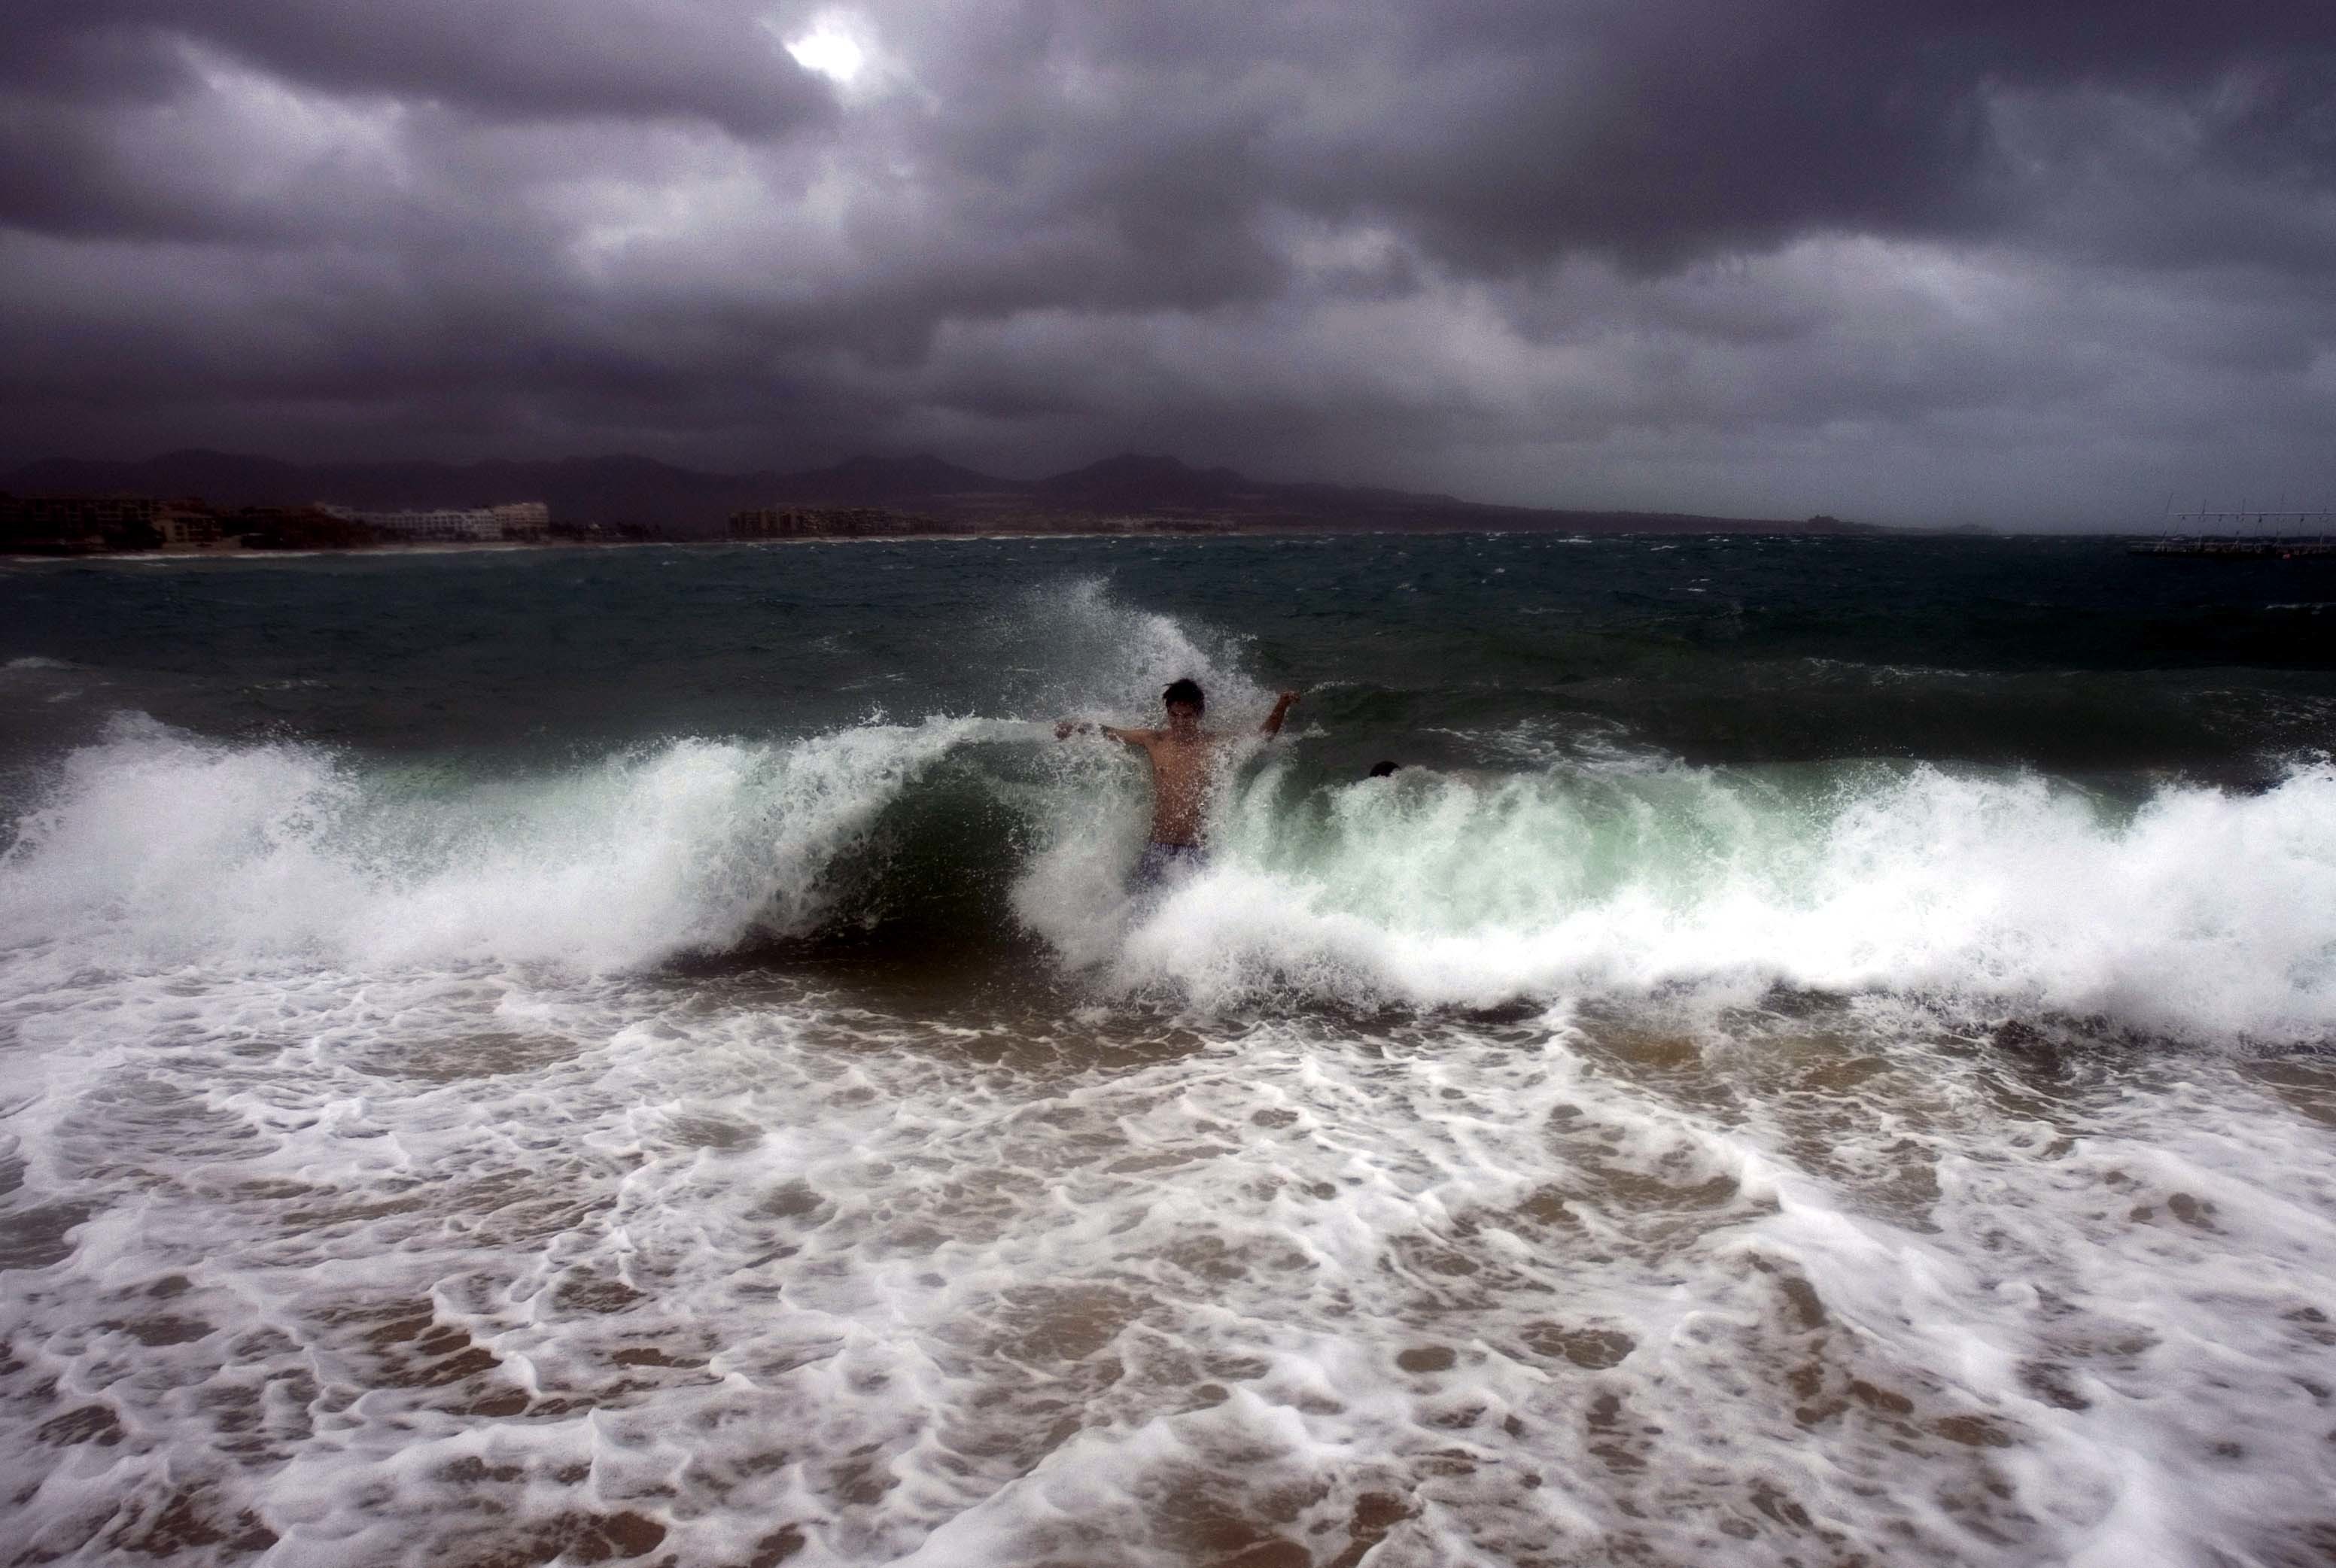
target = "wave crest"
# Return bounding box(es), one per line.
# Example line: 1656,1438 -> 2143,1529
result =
1083,760 -> 2336,1041
9,713 -> 2336,1043
0,713 -> 984,974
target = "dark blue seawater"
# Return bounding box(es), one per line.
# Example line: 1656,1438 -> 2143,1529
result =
6,533 -> 2334,774
3,536 -> 2334,1566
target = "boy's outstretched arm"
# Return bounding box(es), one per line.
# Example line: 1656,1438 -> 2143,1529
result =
1260,690 -> 1301,737
1056,719 -> 1149,747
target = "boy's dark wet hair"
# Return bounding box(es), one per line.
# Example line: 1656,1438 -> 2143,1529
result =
1367,760 -> 1401,778
1162,678 -> 1206,712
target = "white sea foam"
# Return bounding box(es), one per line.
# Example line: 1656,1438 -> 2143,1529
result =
2,965 -> 2330,1566
0,711 -> 990,977
1020,756 -> 2336,1043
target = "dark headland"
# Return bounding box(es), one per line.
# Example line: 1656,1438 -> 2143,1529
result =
3,448 -> 1876,548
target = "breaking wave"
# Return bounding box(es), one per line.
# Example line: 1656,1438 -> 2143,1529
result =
1093,758 -> 2336,1041
0,712 -> 990,975
8,710 -> 2336,1042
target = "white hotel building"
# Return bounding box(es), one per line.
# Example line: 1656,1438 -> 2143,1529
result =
323,502 -> 551,542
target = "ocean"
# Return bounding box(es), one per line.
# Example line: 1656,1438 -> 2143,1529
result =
2,534 -> 2333,1567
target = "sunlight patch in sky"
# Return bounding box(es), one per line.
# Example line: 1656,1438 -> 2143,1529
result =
784,14 -> 868,87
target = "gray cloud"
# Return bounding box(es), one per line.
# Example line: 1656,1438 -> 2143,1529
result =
4,0 -> 832,132
2,0 -> 2331,525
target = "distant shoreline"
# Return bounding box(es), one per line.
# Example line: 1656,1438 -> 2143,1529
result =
2,448 -> 1891,543
5,530 -> 1761,565
6,525 -> 1951,567
0,518 -> 2041,566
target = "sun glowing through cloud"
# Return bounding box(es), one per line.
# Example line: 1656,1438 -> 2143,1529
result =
785,14 -> 866,87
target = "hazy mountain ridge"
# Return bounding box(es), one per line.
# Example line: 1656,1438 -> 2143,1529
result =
2,449 -> 1866,537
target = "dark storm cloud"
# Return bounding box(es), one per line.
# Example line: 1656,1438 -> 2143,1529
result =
2,0 -> 831,133
886,0 -> 2335,276
1,0 -> 2331,525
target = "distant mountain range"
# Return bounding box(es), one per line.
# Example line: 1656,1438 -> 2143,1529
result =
0,448 -> 1869,538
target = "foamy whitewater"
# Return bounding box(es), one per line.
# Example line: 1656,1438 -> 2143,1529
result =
2,538 -> 2332,1566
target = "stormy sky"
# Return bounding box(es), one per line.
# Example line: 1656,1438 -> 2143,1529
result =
2,2 -> 2331,526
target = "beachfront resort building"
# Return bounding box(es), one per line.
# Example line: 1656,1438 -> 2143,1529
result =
154,506 -> 224,546
323,502 -> 551,541
2,492 -> 160,545
0,492 -> 233,551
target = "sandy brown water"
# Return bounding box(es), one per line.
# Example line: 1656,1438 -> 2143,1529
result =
5,957 -> 2333,1567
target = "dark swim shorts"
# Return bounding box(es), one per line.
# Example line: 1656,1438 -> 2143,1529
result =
1132,840 -> 1208,890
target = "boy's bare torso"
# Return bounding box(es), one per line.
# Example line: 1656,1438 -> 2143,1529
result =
1120,729 -> 1230,846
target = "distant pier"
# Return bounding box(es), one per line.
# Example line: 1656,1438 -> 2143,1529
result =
2130,538 -> 2336,558
2131,508 -> 2336,558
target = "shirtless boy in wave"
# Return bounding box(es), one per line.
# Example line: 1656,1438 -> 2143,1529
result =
1057,679 -> 1302,886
